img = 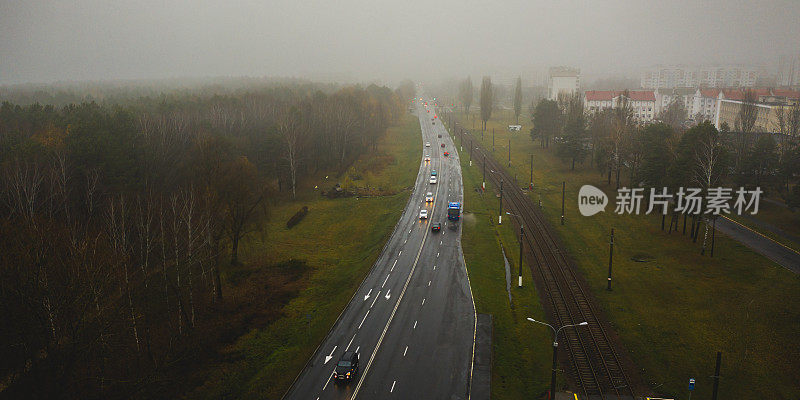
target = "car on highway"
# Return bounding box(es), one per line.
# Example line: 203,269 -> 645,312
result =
440,143 -> 445,148
443,151 -> 449,157
430,170 -> 437,176
419,209 -> 428,219
424,154 -> 430,162
333,351 -> 359,383
438,134 -> 442,138
425,192 -> 434,202
431,222 -> 441,232
429,176 -> 437,184
425,142 -> 431,147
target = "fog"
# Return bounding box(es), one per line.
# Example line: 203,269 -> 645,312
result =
1,0 -> 799,85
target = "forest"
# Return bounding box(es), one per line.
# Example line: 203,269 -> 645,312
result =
0,80 -> 415,399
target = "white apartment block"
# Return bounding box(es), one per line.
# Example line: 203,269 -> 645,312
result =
584,90 -> 656,122
641,65 -> 761,89
548,66 -> 580,100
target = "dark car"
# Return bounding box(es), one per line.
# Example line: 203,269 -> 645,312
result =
437,134 -> 442,138
333,351 -> 359,383
431,223 -> 442,232
440,143 -> 445,148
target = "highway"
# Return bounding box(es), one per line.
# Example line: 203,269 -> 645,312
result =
283,94 -> 476,400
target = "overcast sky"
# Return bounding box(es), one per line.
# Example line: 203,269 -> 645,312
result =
1,0 -> 798,85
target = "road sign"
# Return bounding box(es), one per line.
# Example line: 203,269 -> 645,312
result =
689,378 -> 695,391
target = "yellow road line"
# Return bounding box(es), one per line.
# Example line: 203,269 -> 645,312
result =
720,215 -> 800,256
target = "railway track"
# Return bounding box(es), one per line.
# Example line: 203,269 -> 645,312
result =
449,117 -> 635,399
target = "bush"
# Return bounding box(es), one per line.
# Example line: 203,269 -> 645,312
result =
286,206 -> 309,229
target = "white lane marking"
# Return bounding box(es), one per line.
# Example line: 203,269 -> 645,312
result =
421,298 -> 425,306
358,311 -> 370,329
428,280 -> 431,286
364,289 -> 372,301
390,381 -> 396,393
352,116 -> 443,399
440,240 -> 442,245
437,252 -> 439,257
382,274 -> 390,288
409,229 -> 411,233
413,321 -> 417,329
346,334 -> 356,351
370,290 -> 381,308
324,345 -> 337,364
323,372 -> 333,391
399,251 -> 402,256
391,259 -> 397,272
355,346 -> 360,353
433,265 -> 436,270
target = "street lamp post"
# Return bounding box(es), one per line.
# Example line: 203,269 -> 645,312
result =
507,212 -> 524,287
499,178 -> 504,224
527,318 -> 589,400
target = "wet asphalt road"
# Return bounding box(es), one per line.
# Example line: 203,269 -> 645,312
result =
283,95 -> 476,400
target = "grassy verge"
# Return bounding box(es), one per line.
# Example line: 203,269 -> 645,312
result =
191,114 -> 421,399
449,110 -> 800,399
456,129 -> 556,398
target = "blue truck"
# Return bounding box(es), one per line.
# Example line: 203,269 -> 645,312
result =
447,202 -> 461,221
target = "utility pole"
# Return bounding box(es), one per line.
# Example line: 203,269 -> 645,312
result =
482,155 -> 486,191
530,154 -> 533,190
607,228 -> 614,291
561,181 -> 565,225
492,128 -> 495,152
499,179 -> 504,224
518,224 -> 524,287
508,138 -> 511,167
711,216 -> 717,257
469,140 -> 472,166
711,351 -> 722,400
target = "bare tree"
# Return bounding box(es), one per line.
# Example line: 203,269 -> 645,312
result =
734,89 -> 758,170
479,76 -> 494,131
277,104 -> 305,199
693,129 -> 722,255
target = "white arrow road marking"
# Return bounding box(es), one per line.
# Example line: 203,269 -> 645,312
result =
364,289 -> 372,301
382,274 -> 390,288
324,345 -> 337,364
358,311 -> 370,329
385,289 -> 391,300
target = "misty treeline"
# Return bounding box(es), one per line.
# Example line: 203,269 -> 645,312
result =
0,81 -> 413,398
530,91 -> 800,207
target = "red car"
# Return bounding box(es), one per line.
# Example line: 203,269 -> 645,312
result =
440,143 -> 445,148
443,152 -> 449,157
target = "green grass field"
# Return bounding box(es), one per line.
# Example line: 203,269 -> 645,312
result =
457,128 -> 560,398
191,114 -> 421,399
448,110 -> 800,400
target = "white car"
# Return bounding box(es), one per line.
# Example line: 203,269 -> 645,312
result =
425,192 -> 434,202
429,176 -> 437,184
425,142 -> 431,147
424,154 -> 431,162
419,209 -> 428,219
